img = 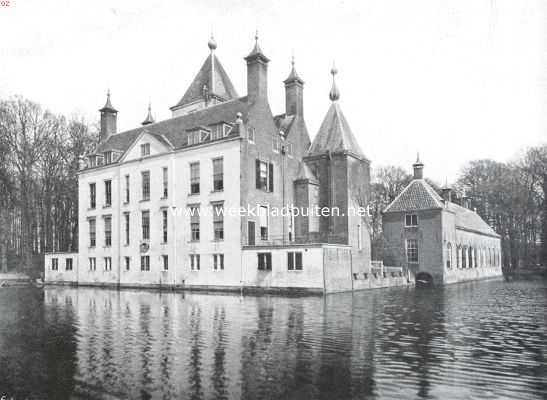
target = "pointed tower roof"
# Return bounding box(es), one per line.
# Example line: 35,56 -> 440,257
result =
142,103 -> 155,126
244,31 -> 270,63
284,54 -> 304,85
307,66 -> 364,159
295,162 -> 318,183
171,37 -> 238,111
99,89 -> 117,113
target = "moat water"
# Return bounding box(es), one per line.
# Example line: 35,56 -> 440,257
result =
0,279 -> 546,400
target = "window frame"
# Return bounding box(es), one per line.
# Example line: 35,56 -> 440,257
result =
212,157 -> 224,192
190,162 -> 200,194
88,218 -> 96,247
104,180 -> 112,207
162,167 -> 168,198
65,258 -> 73,271
405,214 -> 418,227
104,215 -> 112,247
89,183 -> 96,209
212,202 -> 224,241
141,170 -> 150,201
141,210 -> 150,241
257,252 -> 272,271
406,239 -> 419,263
140,143 -> 150,157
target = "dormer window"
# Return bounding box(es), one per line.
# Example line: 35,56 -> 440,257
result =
140,143 -> 150,157
200,129 -> 210,142
222,123 -> 232,137
405,214 -> 418,227
89,155 -> 97,167
104,151 -> 112,164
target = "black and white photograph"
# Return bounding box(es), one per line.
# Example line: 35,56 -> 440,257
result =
0,0 -> 546,399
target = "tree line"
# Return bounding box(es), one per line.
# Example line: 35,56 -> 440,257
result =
369,146 -> 547,270
0,96 -> 97,274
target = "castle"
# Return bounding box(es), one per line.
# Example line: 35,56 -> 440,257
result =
44,35 -> 501,292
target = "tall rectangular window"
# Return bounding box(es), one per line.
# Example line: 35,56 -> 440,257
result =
162,209 -> 168,243
65,258 -> 73,271
255,160 -> 274,192
257,253 -> 272,271
140,255 -> 150,271
213,202 -> 224,241
89,218 -> 96,247
406,239 -> 419,263
213,254 -> 224,271
140,143 -> 150,157
104,151 -> 112,164
104,180 -> 112,207
124,175 -> 130,203
104,257 -> 112,271
162,255 -> 168,271
141,171 -> 150,200
124,256 -> 130,271
162,167 -> 168,198
104,216 -> 112,247
190,254 -> 200,271
213,158 -> 224,191
142,211 -> 150,240
248,127 -> 255,143
259,206 -> 268,240
190,162 -> 200,194
287,252 -> 303,271
51,258 -> 58,271
190,205 -> 200,241
89,257 -> 96,271
89,183 -> 96,209
124,212 -> 130,245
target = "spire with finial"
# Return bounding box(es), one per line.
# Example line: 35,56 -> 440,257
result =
100,89 -> 117,112
329,62 -> 340,102
413,152 -> 424,179
245,30 -> 269,62
141,102 -> 155,126
208,33 -> 217,52
284,51 -> 304,85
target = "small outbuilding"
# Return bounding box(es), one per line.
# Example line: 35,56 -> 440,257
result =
382,156 -> 502,285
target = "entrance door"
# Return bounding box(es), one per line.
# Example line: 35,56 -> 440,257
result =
248,221 -> 255,246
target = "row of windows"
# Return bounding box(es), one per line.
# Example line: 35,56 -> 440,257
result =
88,158 -> 224,209
88,204 -> 224,247
445,243 -> 500,269
83,251 -> 305,273
50,258 -> 73,271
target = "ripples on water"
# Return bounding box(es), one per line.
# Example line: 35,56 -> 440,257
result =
0,280 -> 546,400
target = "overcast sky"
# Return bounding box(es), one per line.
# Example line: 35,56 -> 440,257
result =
1,0 -> 545,183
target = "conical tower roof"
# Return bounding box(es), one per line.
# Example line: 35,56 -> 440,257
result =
171,39 -> 238,111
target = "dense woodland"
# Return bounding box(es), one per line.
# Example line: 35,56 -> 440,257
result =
0,96 -> 97,274
0,96 -> 546,273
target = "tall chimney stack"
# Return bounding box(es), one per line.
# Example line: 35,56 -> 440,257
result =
99,90 -> 117,141
244,32 -> 269,104
283,55 -> 304,116
413,153 -> 424,180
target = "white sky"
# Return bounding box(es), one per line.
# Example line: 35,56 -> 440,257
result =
1,0 -> 546,183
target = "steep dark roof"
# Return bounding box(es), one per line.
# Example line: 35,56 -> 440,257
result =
383,178 -> 499,237
308,102 -> 365,159
383,179 -> 444,213
96,97 -> 248,154
171,54 -> 238,110
448,203 -> 500,237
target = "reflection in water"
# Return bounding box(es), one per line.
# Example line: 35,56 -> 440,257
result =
0,280 -> 546,399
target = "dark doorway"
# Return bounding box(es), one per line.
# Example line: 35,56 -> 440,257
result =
248,221 -> 255,246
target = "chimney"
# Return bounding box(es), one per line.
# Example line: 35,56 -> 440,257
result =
441,187 -> 452,202
283,55 -> 304,116
461,194 -> 471,209
412,153 -> 424,180
244,33 -> 269,104
99,90 -> 117,141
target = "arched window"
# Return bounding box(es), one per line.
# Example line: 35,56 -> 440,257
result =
456,246 -> 461,268
468,247 -> 474,268
446,243 -> 452,269
462,246 -> 467,268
